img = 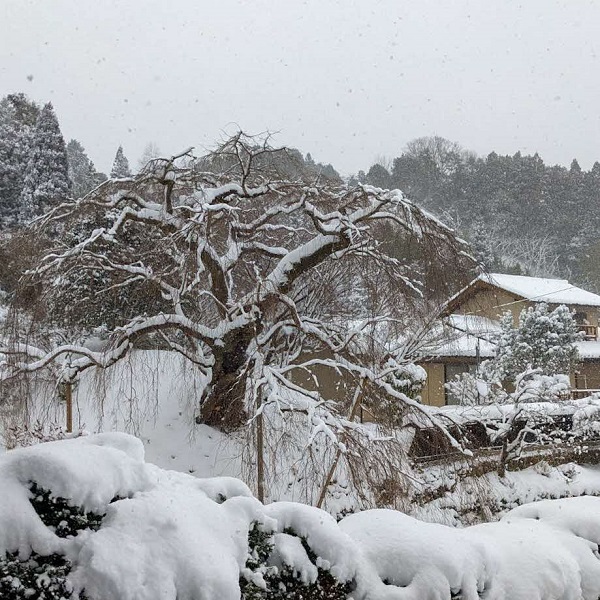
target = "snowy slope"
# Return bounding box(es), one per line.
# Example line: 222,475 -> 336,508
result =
2,350 -> 243,479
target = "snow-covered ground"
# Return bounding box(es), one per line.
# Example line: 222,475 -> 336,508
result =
5,349 -> 600,526
1,350 -> 243,478
4,433 -> 600,600
413,460 -> 600,526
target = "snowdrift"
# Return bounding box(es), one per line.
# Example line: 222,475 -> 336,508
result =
2,433 -> 600,600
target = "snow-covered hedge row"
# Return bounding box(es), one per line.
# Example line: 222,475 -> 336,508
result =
2,433 -> 600,600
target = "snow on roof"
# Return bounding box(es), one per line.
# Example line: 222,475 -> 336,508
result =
428,333 -> 497,359
576,340 -> 600,359
446,314 -> 502,336
481,273 -> 600,306
425,323 -> 600,360
422,318 -> 497,359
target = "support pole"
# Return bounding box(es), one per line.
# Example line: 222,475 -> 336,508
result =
65,381 -> 73,433
316,379 -> 364,509
256,408 -> 265,503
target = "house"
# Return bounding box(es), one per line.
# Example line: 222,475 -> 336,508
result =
420,273 -> 600,406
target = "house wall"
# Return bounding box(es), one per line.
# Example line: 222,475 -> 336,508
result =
456,287 -> 524,323
573,361 -> 600,390
420,362 -> 445,407
289,350 -> 351,403
458,286 -> 600,330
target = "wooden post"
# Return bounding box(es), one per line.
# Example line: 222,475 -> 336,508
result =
316,380 -> 364,509
65,381 -> 73,433
256,408 -> 265,503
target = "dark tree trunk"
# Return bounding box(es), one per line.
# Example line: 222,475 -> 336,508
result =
199,325 -> 255,430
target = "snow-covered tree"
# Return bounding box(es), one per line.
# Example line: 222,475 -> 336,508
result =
18,103 -> 71,221
494,303 -> 581,383
66,139 -> 106,199
4,133 -> 473,502
0,93 -> 39,223
9,134 -> 468,422
110,145 -> 131,178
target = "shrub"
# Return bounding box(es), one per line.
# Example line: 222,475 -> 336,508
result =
241,522 -> 352,600
0,552 -> 76,600
0,483 -> 104,599
29,482 -> 105,538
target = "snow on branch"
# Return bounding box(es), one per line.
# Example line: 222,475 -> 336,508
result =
6,132 -> 473,438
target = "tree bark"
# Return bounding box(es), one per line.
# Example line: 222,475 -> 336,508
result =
199,325 -> 255,430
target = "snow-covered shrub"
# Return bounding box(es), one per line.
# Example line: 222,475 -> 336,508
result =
513,369 -> 571,403
29,483 -> 105,538
379,359 -> 426,424
6,432 -> 600,600
572,396 -> 600,439
0,552 -> 78,600
241,523 -> 352,600
0,483 -> 105,600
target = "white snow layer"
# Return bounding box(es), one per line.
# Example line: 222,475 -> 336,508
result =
4,434 -> 600,600
482,272 -> 600,306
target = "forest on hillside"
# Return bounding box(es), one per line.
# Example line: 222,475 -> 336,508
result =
359,136 -> 600,290
3,90 -> 600,297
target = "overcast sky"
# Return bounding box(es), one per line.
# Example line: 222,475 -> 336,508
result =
2,0 -> 600,175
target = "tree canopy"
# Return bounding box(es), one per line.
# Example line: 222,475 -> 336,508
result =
5,133 -> 472,438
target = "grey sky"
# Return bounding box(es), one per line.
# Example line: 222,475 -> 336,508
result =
2,0 -> 600,175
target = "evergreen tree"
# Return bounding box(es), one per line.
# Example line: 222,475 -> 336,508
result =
137,142 -> 161,173
66,139 -> 106,198
570,158 -> 582,174
467,218 -> 497,268
19,103 -> 71,222
494,303 -> 581,382
0,93 -> 39,224
365,163 -> 392,188
110,145 -> 131,178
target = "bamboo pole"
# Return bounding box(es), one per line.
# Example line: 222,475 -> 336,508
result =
256,408 -> 265,503
316,380 -> 364,509
65,381 -> 73,433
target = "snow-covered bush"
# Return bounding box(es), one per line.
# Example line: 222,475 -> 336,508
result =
29,483 -> 105,538
0,552 -> 78,600
4,432 -> 600,600
240,522 -> 352,600
379,359 -> 426,424
572,395 -> 600,439
0,482 -> 105,599
513,369 -> 571,402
